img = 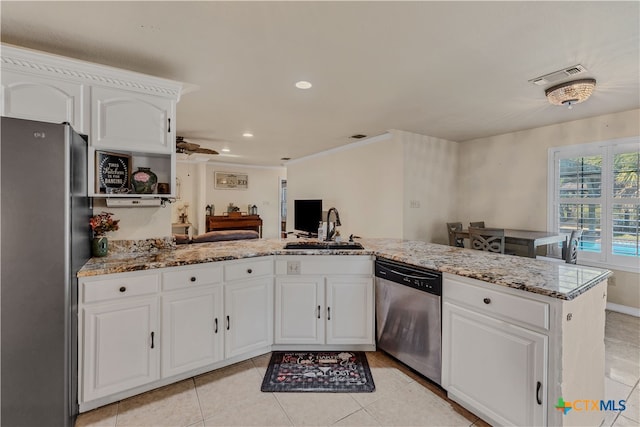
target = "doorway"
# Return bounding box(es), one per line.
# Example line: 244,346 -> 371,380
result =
280,179 -> 287,238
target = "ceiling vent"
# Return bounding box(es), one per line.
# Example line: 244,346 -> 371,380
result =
529,65 -> 588,86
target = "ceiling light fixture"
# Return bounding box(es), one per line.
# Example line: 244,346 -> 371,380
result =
221,148 -> 230,153
295,81 -> 312,89
242,132 -> 253,138
545,78 -> 596,109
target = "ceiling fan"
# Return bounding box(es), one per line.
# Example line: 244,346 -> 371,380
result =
176,136 -> 219,155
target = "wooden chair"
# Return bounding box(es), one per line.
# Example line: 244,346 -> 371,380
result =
446,222 -> 465,247
469,221 -> 485,228
563,229 -> 583,264
469,226 -> 505,254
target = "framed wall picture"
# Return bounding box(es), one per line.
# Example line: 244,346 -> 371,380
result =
215,171 -> 248,189
95,151 -> 132,194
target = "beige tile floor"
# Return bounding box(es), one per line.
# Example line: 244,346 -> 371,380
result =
76,311 -> 639,427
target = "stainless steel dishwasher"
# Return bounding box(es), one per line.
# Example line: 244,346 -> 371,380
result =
375,259 -> 442,385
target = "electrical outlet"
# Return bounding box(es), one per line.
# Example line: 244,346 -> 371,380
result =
287,260 -> 301,275
410,200 -> 421,208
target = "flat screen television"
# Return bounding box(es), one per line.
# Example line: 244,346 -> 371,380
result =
294,199 -> 322,236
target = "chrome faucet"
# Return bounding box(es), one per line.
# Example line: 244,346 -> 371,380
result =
325,207 -> 341,241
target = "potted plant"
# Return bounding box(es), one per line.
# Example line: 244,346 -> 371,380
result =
89,212 -> 120,257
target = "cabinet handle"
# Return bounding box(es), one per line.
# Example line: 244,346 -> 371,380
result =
168,118 -> 171,133
247,268 -> 253,274
119,286 -> 126,293
327,306 -> 331,320
151,331 -> 155,349
226,315 -> 230,330
214,318 -> 218,333
483,298 -> 491,304
190,276 -> 196,282
536,381 -> 542,405
317,305 -> 321,319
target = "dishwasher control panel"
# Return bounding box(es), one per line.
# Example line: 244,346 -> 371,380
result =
374,259 -> 442,296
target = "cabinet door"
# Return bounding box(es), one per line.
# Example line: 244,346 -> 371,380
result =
161,286 -> 223,378
1,70 -> 86,132
442,302 -> 547,426
81,296 -> 159,402
325,277 -> 374,345
91,86 -> 174,153
224,277 -> 274,358
274,277 -> 324,344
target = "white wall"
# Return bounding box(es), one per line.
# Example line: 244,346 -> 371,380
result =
396,130 -> 459,243
92,200 -> 172,240
286,131 -> 459,241
457,108 -> 640,309
172,161 -> 200,232
286,134 -> 404,239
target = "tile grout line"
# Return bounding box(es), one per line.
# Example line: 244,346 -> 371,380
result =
114,400 -> 121,427
253,355 -> 296,426
271,392 -> 295,426
191,376 -> 206,426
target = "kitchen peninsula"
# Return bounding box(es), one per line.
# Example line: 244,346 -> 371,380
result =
78,238 -> 611,426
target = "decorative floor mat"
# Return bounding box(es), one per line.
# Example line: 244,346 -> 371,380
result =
260,351 -> 375,393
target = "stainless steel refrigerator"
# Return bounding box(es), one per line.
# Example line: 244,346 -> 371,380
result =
1,116 -> 91,426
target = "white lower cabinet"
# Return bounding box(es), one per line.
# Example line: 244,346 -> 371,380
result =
161,264 -> 224,377
224,276 -> 274,358
79,272 -> 161,403
326,277 -> 374,344
442,301 -> 547,426
275,276 -> 325,344
161,286 -> 224,377
441,273 -> 608,427
274,256 -> 374,346
79,255 -> 376,411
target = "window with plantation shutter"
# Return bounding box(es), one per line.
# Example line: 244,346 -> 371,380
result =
612,150 -> 639,257
549,138 -> 640,271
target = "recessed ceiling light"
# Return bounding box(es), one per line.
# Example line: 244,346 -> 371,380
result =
295,81 -> 312,89
222,148 -> 230,153
242,132 -> 253,138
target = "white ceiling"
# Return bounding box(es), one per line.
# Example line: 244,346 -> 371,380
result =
2,1 -> 639,166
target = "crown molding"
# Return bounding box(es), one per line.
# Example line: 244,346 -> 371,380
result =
1,44 -> 182,99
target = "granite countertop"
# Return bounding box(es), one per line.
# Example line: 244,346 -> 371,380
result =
78,237 -> 612,300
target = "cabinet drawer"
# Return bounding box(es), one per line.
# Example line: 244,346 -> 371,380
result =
444,276 -> 549,330
162,264 -> 223,291
225,258 -> 273,282
82,273 -> 159,304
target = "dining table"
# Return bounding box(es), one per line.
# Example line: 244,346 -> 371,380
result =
455,228 -> 568,258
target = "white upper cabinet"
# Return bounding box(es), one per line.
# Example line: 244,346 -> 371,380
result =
1,70 -> 87,133
91,86 -> 174,154
1,44 -> 183,198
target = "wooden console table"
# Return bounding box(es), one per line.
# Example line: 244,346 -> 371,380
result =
206,214 -> 263,237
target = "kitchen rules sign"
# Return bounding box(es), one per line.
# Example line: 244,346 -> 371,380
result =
95,151 -> 131,194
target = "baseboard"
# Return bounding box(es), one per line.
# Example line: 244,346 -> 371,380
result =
606,302 -> 640,318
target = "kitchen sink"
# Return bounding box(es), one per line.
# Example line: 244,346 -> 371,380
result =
283,241 -> 364,250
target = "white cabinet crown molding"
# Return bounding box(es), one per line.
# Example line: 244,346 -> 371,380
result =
1,44 -> 182,99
